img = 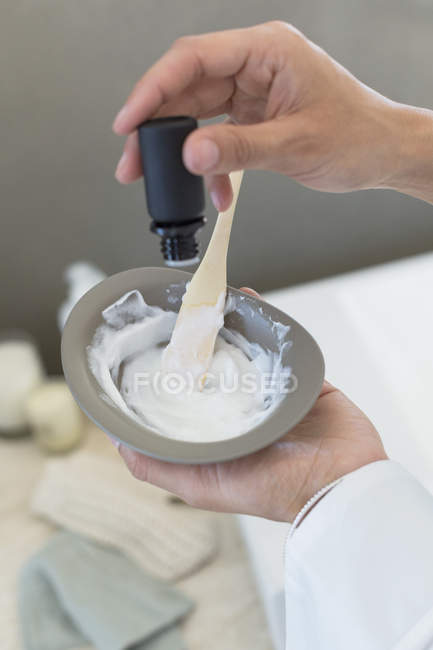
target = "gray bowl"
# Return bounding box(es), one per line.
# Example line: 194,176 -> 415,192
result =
61,267 -> 324,464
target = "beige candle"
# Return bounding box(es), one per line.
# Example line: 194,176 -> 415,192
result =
0,333 -> 45,437
25,378 -> 84,452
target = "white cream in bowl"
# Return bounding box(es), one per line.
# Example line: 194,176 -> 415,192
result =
88,290 -> 290,443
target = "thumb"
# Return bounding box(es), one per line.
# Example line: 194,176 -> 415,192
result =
239,286 -> 262,299
183,121 -> 287,175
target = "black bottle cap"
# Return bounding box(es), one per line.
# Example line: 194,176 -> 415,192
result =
138,116 -> 206,265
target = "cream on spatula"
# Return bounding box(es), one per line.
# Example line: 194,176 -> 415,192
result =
162,170 -> 244,387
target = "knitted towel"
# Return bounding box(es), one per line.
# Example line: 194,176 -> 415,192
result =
31,453 -> 217,581
19,531 -> 193,650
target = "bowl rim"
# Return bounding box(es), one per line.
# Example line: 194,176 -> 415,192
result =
61,266 -> 325,464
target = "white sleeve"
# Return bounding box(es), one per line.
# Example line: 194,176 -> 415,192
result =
284,460 -> 433,650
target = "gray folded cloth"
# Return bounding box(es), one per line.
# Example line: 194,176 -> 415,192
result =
18,531 -> 193,650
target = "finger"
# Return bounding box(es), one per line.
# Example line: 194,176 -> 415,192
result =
113,28 -> 252,134
155,78 -> 233,121
319,380 -> 338,397
118,444 -> 204,501
239,287 -> 262,299
205,174 -> 233,211
115,91 -> 235,186
182,120 -> 291,175
203,117 -> 237,211
115,132 -> 142,184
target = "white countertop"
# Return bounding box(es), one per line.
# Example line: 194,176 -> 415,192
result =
238,251 -> 433,649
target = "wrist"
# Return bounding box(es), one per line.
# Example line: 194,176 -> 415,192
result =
290,477 -> 343,530
286,447 -> 388,523
379,102 -> 433,203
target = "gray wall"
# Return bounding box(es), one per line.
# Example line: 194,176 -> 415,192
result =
2,0 -> 433,373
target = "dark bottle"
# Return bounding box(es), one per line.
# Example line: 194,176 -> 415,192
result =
138,116 -> 206,266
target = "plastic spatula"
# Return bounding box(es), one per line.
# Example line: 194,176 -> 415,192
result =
162,170 -> 244,385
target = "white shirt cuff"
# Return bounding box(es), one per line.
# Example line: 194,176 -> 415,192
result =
285,460 -> 433,650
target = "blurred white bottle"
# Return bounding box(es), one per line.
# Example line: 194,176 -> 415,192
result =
58,261 -> 106,331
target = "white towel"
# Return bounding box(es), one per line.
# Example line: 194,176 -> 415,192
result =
31,452 -> 218,582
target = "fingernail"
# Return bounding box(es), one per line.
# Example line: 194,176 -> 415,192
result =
113,105 -> 129,133
240,287 -> 261,298
107,435 -> 120,449
115,152 -> 128,181
210,189 -> 224,212
186,139 -> 219,173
